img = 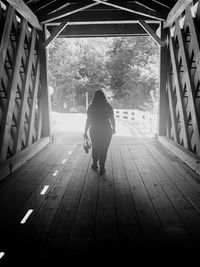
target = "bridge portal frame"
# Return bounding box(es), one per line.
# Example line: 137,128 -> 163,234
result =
0,0 -> 200,180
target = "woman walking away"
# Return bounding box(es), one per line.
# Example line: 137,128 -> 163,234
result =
84,90 -> 116,175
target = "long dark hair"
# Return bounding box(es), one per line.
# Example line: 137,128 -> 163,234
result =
90,90 -> 108,107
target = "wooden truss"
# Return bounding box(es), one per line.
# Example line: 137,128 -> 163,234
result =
162,1 -> 200,156
0,3 -> 51,176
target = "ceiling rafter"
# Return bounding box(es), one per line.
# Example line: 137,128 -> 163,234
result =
40,2 -> 101,24
28,0 -> 56,12
35,0 -> 72,17
138,20 -> 166,46
92,0 -> 166,21
50,9 -> 160,25
164,0 -> 194,28
134,0 -> 169,14
43,21 -> 68,48
152,0 -> 174,9
5,0 -> 42,30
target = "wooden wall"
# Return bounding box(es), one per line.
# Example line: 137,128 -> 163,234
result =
0,3 -> 51,179
160,1 -> 200,157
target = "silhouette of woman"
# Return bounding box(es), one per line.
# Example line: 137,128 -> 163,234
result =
84,90 -> 116,175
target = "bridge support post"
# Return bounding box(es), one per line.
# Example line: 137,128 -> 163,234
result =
39,25 -> 51,138
158,22 -> 169,136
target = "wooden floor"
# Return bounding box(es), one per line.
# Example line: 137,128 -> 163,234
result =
1,120 -> 200,265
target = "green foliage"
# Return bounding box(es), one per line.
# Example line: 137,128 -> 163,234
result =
107,36 -> 159,110
48,36 -> 159,112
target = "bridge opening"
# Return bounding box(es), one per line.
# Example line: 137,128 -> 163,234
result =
48,36 -> 159,136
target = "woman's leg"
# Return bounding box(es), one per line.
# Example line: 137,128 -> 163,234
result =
99,133 -> 112,172
90,132 -> 99,168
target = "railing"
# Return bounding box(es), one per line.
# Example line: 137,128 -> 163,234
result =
114,109 -> 158,133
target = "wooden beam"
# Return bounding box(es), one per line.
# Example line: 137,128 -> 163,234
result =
138,20 -> 165,46
164,0 -> 194,28
43,22 -> 68,49
27,59 -> 40,146
0,18 -> 26,161
168,35 -> 189,149
40,2 -> 100,24
166,73 -> 178,142
152,0 -> 173,9
175,19 -> 200,155
38,25 -> 51,138
5,0 -> 42,30
135,0 -> 170,15
0,5 -> 15,84
158,22 -> 168,136
35,0 -> 71,17
28,0 -> 56,12
0,137 -> 50,181
13,29 -> 37,153
48,23 -> 159,38
47,20 -> 159,26
158,135 -> 200,175
92,0 -> 165,21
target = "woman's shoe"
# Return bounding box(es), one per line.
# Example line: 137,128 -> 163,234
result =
91,163 -> 98,171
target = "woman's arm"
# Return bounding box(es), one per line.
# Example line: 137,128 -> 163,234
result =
110,109 -> 116,134
84,117 -> 91,138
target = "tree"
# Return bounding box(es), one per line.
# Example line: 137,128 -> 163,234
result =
48,36 -> 159,112
48,38 -> 111,111
107,36 -> 159,111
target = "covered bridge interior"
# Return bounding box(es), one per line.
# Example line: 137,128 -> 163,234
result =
1,0 -> 200,264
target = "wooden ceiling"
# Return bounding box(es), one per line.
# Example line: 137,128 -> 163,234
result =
2,1 -> 183,37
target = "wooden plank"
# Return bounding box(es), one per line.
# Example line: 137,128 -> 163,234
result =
0,5 -> 15,83
138,20 -> 165,46
0,145 -> 80,263
146,143 -> 200,243
0,138 -> 71,202
27,149 -> 88,262
4,146 -> 83,263
5,0 -> 42,30
168,35 -> 189,148
136,145 -> 196,251
65,159 -> 100,261
42,22 -> 68,49
5,145 -> 78,227
120,145 -> 169,252
158,141 -> 200,194
93,150 -> 118,258
0,18 -> 26,161
164,0 -> 194,28
14,28 -> 37,153
175,19 -> 200,155
111,146 -> 145,253
148,143 -> 200,214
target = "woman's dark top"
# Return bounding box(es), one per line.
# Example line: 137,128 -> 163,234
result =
87,103 -> 114,136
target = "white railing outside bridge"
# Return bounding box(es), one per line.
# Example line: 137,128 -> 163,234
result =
114,109 -> 158,134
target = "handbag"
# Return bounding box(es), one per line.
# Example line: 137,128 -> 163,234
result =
83,137 -> 91,153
